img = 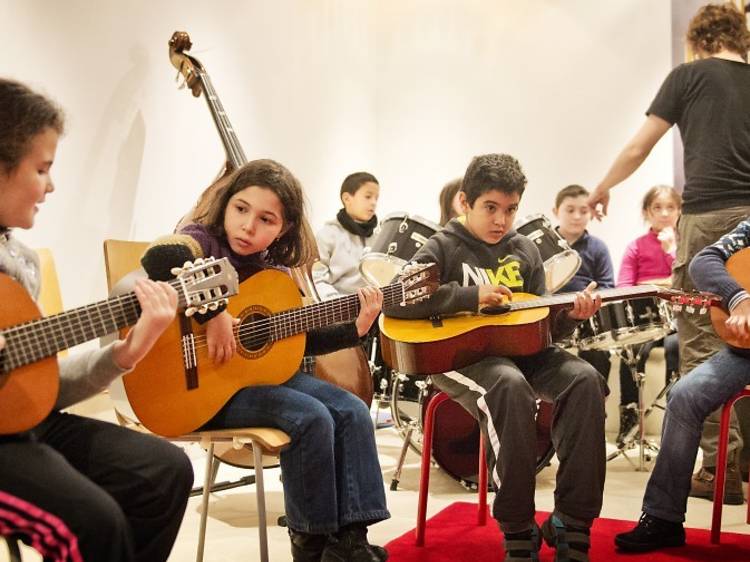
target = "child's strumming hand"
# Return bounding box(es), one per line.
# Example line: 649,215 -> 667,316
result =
478,285 -> 513,307
567,281 -> 602,321
355,287 -> 383,337
206,310 -> 238,364
726,299 -> 750,344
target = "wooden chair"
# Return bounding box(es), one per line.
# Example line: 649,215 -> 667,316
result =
35,248 -> 64,316
102,239 -> 291,562
711,386 -> 750,544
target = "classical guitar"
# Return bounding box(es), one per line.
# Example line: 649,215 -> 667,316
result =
380,285 -> 718,375
122,263 -> 439,437
0,258 -> 238,434
711,247 -> 750,349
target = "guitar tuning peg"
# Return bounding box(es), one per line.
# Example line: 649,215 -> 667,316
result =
170,266 -> 184,276
185,307 -> 196,317
198,305 -> 208,314
182,260 -> 194,269
194,257 -> 205,265
208,302 -> 218,311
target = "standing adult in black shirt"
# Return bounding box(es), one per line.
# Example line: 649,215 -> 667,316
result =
588,3 -> 750,504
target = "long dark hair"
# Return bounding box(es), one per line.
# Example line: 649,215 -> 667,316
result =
438,178 -> 462,226
0,78 -> 64,173
195,159 -> 317,267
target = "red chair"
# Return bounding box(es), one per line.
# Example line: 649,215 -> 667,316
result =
710,386 -> 750,544
416,391 -> 488,546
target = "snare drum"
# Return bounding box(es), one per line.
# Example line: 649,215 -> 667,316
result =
515,214 -> 581,293
576,297 -> 673,351
360,213 -> 441,286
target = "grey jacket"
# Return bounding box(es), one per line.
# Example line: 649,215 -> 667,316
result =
0,231 -> 126,412
312,220 -> 374,300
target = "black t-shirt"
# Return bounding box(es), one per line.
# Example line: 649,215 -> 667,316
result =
647,57 -> 750,214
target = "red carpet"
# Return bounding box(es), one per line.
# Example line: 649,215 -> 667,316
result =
385,502 -> 750,561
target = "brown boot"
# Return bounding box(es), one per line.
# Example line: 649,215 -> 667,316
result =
689,465 -> 744,505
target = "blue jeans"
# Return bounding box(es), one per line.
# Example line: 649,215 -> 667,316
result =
203,371 -> 390,534
643,348 -> 750,523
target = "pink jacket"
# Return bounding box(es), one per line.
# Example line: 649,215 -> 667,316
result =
617,229 -> 675,287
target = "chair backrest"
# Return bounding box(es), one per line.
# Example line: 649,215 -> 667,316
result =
35,248 -> 64,315
102,239 -> 150,424
102,239 -> 150,290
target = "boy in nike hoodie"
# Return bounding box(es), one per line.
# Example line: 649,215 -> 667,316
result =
384,154 -> 607,562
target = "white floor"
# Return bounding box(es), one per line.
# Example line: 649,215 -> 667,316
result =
5,351 -> 750,561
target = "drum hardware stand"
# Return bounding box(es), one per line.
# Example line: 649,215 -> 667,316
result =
606,344 -> 661,470
389,374 -> 428,490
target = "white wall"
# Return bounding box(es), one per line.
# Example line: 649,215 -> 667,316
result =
1,0 -> 673,307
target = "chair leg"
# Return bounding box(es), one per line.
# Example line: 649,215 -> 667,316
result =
196,443 -> 215,562
416,392 -> 449,547
711,399 -> 735,544
253,440 -> 269,562
478,433 -> 488,526
5,536 -> 22,562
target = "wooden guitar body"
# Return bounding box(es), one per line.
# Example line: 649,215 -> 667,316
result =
0,274 -> 59,434
380,293 -> 552,375
710,248 -> 750,349
123,269 -> 305,437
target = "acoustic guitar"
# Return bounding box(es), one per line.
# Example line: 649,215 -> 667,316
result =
380,284 -> 718,375
122,263 -> 439,437
0,258 -> 238,434
711,247 -> 750,349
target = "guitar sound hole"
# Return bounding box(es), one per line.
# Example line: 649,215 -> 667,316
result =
238,313 -> 270,353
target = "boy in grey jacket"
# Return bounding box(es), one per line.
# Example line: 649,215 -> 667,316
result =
313,172 -> 380,300
384,154 -> 606,562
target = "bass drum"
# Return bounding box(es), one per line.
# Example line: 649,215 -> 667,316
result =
390,373 -> 554,487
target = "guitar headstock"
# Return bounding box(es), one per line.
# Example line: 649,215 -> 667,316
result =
397,263 -> 440,305
168,31 -> 204,97
170,257 -> 239,316
656,287 -> 721,314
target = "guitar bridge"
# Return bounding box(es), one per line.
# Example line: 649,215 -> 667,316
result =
179,315 -> 199,390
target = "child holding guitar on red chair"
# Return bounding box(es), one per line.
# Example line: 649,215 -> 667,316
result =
140,159 -> 390,562
615,218 -> 750,552
384,153 -> 607,562
0,79 -> 193,562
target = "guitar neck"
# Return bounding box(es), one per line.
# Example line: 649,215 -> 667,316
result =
1,278 -> 187,373
270,282 -> 404,341
198,71 -> 246,169
506,285 -> 664,313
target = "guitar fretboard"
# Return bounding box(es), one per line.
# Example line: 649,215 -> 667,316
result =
505,285 -> 663,312
0,278 -> 186,373
269,282 -> 405,341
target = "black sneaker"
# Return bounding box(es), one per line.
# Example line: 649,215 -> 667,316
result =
503,525 -> 541,561
321,524 -> 388,562
616,403 -> 639,447
614,513 -> 685,552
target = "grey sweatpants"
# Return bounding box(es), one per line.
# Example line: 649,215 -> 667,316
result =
432,346 -> 606,533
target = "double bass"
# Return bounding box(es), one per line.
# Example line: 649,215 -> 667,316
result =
167,32 -> 374,419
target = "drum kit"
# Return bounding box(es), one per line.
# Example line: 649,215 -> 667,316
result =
359,212 -> 579,489
570,297 -> 676,471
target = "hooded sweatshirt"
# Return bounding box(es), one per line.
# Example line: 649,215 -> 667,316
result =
384,218 -> 577,341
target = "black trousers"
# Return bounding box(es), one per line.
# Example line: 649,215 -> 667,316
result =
0,411 -> 193,561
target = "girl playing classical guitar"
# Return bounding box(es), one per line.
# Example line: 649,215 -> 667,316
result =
0,79 -> 193,561
141,159 -> 390,562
